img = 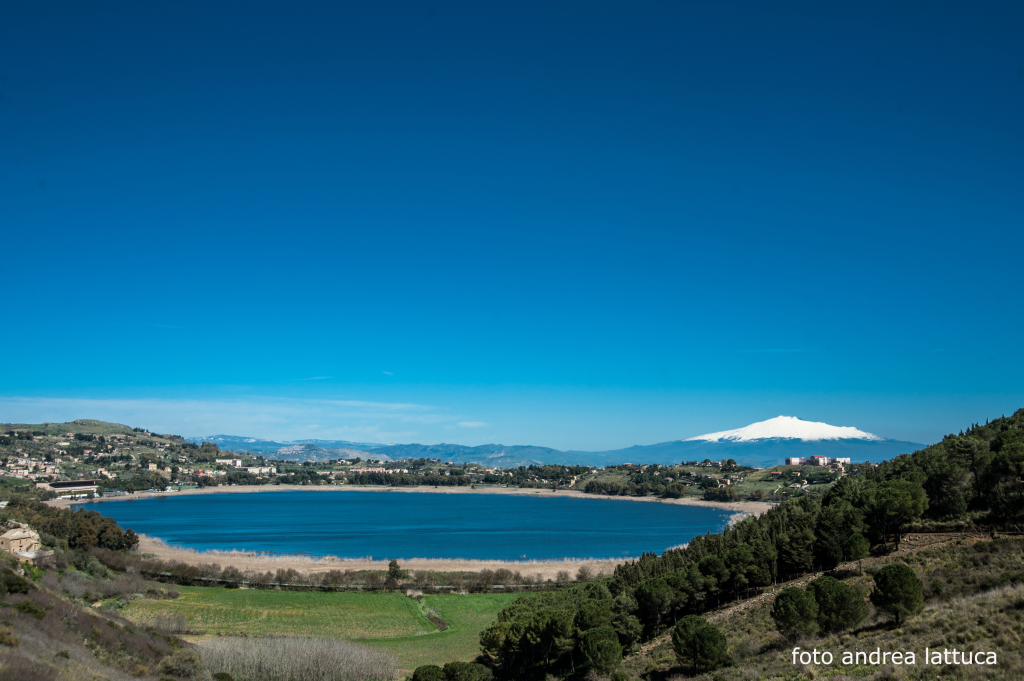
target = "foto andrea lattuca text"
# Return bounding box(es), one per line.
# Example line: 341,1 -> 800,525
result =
792,647 -> 998,667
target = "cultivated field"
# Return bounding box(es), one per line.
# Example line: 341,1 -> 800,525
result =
122,585 -> 435,639
120,584 -> 520,672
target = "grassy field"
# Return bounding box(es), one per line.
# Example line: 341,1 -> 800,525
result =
365,592 -> 521,670
120,585 -> 520,672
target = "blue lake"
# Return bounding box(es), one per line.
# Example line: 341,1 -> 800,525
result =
75,490 -> 733,561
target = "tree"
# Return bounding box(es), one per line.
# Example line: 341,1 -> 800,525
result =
770,587 -> 819,641
672,616 -> 728,673
610,594 -> 643,652
813,504 -> 849,571
635,577 -> 677,635
868,480 -> 928,549
807,576 -> 868,633
388,559 -> 403,580
845,533 -> 870,573
870,563 -> 923,625
523,609 -> 575,670
577,599 -> 613,631
579,626 -> 622,674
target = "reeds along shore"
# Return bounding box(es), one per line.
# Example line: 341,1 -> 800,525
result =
137,535 -> 626,582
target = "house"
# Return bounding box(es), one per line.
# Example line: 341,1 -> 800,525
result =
770,471 -> 783,479
0,527 -> 41,555
786,456 -> 852,466
216,459 -> 244,467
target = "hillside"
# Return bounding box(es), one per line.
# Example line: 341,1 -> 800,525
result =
618,534 -> 1024,680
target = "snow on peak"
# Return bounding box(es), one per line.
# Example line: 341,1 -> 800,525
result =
686,416 -> 882,443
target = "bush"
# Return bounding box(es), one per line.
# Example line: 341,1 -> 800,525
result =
14,600 -> 46,619
157,648 -> 205,678
579,625 -> 622,673
198,635 -> 397,681
1,569 -> 32,595
871,563 -> 923,625
0,625 -> 19,647
441,661 -> 491,680
770,587 -> 819,641
807,576 -> 868,633
412,665 -> 445,681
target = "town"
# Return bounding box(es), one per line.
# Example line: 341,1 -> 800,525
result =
1,421 -> 874,504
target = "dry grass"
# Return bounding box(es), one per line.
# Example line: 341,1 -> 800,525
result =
138,534 -> 624,581
620,538 -> 1024,680
198,635 -> 399,681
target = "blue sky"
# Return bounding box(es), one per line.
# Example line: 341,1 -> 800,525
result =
2,1 -> 1022,449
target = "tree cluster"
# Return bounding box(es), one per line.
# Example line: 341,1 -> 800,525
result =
4,497 -> 138,551
346,471 -> 471,487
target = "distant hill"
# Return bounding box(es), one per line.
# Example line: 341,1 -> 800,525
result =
189,416 -> 923,468
370,443 -> 563,468
186,434 -> 387,455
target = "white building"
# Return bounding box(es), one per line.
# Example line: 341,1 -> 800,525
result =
785,456 -> 852,466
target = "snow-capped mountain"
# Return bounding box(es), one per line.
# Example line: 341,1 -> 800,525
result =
193,417 -> 924,468
566,416 -> 923,467
687,415 -> 882,443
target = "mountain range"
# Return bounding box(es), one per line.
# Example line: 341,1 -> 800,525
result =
190,416 -> 924,468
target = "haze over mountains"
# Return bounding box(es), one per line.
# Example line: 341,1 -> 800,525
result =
192,416 -> 923,468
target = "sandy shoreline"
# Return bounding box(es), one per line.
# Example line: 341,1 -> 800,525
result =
51,484 -> 771,578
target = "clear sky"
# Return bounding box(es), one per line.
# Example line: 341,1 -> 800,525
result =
2,1 -> 1022,449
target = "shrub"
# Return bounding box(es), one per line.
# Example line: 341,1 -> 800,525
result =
1,569 -> 33,595
0,625 -> 19,647
158,648 -> 205,678
871,563 -> 923,625
14,600 -> 46,619
807,576 -> 868,633
579,625 -> 622,673
412,665 -> 445,681
441,661 -> 491,680
770,587 -> 819,641
198,635 -> 397,681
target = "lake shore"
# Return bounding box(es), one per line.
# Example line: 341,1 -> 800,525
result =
51,484 -> 772,579
49,482 -> 772,516
135,534 -> 628,581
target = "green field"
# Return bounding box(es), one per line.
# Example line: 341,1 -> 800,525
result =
121,585 -> 520,671
364,592 -> 521,669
